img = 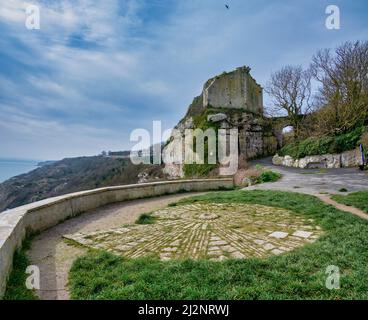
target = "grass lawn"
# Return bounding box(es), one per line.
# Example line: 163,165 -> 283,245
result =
68,190 -> 368,300
332,191 -> 368,214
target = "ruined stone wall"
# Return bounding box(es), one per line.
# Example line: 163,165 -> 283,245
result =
202,67 -> 263,114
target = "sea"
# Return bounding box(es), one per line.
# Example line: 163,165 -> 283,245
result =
0,158 -> 40,183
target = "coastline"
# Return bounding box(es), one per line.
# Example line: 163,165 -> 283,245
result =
0,158 -> 40,183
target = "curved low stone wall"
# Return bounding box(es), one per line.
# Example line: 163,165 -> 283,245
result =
0,178 -> 233,298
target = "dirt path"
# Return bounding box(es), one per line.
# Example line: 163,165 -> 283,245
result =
28,192 -> 206,300
317,194 -> 368,221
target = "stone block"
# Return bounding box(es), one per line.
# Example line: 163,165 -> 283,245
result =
207,113 -> 228,123
272,154 -> 284,166
283,156 -> 295,167
268,231 -> 288,239
341,148 -> 361,167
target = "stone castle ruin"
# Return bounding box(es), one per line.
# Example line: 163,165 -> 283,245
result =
203,66 -> 263,113
163,66 -> 280,178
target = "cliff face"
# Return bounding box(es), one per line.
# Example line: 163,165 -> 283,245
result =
163,66 -> 278,178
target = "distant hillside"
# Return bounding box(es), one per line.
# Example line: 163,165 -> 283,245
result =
0,156 -> 164,212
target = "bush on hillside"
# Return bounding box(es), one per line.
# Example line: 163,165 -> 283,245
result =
279,126 -> 366,159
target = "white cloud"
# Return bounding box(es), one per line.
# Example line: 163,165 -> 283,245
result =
1,0 -> 366,159
0,0 -> 28,24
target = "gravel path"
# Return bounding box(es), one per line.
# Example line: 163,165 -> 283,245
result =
246,158 -> 368,221
28,192 -> 207,300
247,157 -> 368,195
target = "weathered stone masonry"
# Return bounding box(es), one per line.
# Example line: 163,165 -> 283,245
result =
203,66 -> 263,113
163,66 -> 279,178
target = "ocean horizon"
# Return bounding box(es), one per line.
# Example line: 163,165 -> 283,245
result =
0,158 -> 41,183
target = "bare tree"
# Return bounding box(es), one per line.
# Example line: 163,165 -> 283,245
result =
310,41 -> 368,134
266,65 -> 312,140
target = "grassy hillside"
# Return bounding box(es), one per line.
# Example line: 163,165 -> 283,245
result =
0,156 -> 164,212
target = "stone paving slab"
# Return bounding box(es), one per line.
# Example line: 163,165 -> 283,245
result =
65,203 -> 323,261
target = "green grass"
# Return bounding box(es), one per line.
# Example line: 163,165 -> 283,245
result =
69,190 -> 368,300
3,239 -> 38,300
135,213 -> 156,225
332,191 -> 368,214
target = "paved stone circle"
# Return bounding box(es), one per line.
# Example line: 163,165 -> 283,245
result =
64,203 -> 322,261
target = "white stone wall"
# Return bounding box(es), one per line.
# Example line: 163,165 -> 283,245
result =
272,148 -> 362,169
0,179 -> 233,298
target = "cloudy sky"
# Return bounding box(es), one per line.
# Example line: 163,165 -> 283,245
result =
0,0 -> 367,160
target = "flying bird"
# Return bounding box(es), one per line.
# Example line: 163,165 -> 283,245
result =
225,4 -> 229,9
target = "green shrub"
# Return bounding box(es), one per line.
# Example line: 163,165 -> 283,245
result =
279,126 -> 365,159
135,213 -> 156,225
256,170 -> 281,183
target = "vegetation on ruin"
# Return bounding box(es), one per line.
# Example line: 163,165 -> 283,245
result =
69,190 -> 368,300
332,191 -> 368,214
183,108 -> 222,178
183,107 -> 264,178
183,163 -> 218,178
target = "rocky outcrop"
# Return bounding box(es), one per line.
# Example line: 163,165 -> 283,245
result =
163,66 -> 279,178
272,148 -> 362,169
207,113 -> 228,123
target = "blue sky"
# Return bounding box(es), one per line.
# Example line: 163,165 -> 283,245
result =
0,0 -> 367,160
